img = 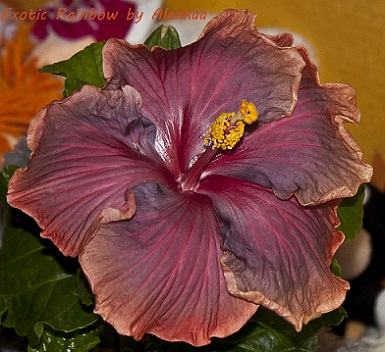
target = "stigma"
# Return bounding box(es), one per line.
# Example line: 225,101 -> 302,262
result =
204,100 -> 258,150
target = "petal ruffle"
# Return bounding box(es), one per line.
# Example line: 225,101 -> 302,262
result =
80,183 -> 257,346
205,47 -> 372,205
7,85 -> 171,256
102,9 -> 305,177
197,175 -> 349,331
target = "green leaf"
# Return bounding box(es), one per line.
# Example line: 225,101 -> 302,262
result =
76,269 -> 95,307
243,307 -> 345,352
212,323 -> 315,352
120,306 -> 345,352
133,323 -> 313,352
0,173 -> 99,347
0,166 -> 18,208
28,325 -> 100,352
0,222 -> 99,346
144,25 -> 182,50
39,41 -> 106,97
330,258 -> 342,277
337,184 -> 365,242
0,295 -> 6,323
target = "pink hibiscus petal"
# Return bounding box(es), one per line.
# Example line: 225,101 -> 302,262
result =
102,9 -> 305,177
8,85 -> 171,256
198,175 -> 350,331
80,183 -> 257,346
205,47 -> 372,205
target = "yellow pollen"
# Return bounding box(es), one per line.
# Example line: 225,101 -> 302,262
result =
205,100 -> 258,150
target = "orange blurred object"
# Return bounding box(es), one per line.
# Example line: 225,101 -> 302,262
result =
2,0 -> 49,12
0,24 -> 63,160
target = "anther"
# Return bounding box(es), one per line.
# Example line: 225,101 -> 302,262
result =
205,100 -> 258,150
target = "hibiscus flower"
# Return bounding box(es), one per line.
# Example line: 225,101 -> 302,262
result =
7,9 -> 372,347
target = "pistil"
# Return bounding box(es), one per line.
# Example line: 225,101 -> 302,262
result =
179,100 -> 258,191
